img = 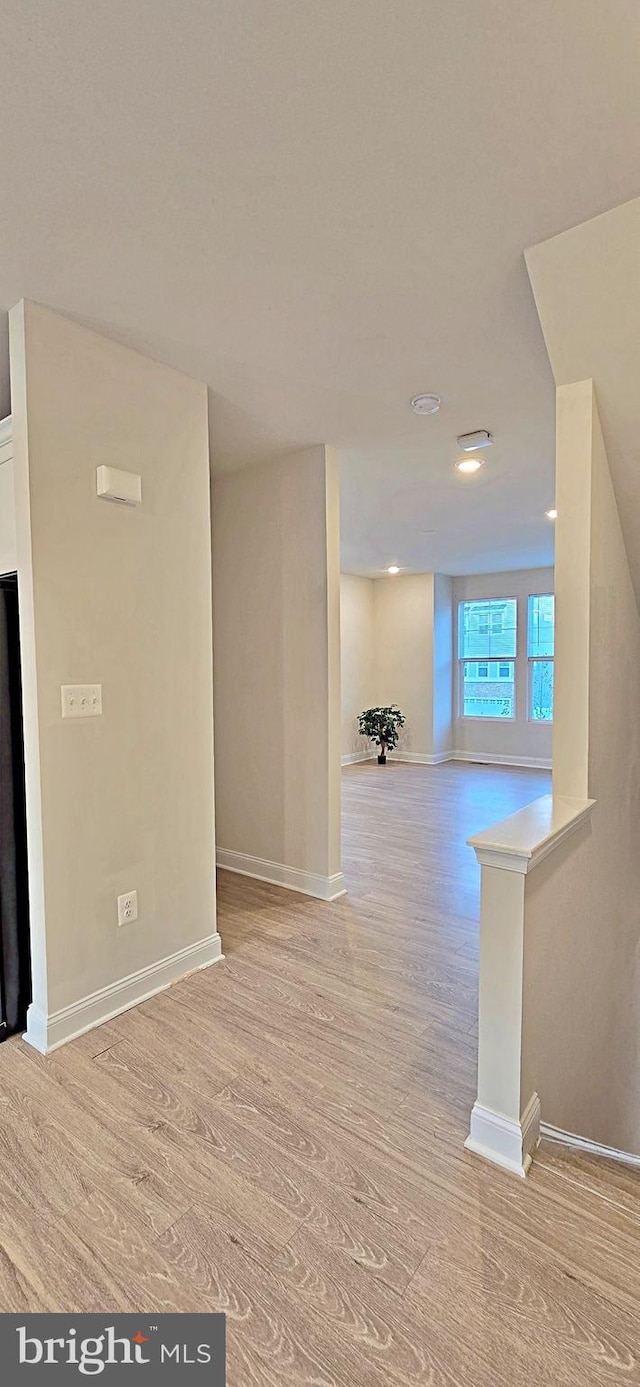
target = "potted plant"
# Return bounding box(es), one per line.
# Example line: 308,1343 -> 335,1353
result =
357,705 -> 406,764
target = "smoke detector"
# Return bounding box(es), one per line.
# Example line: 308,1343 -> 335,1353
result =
457,429 -> 493,451
411,394 -> 441,415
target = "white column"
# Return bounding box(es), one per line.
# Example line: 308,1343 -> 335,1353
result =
465,861 -> 539,1177
465,795 -> 594,1176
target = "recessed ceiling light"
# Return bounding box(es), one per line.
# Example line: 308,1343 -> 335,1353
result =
411,394 -> 441,415
387,565 -> 400,574
456,457 -> 484,474
546,508 -> 558,520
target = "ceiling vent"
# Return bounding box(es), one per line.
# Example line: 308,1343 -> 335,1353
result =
457,430 -> 493,451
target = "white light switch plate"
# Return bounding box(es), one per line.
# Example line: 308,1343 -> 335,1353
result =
61,684 -> 102,719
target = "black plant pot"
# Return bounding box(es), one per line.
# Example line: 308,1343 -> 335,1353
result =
378,753 -> 387,765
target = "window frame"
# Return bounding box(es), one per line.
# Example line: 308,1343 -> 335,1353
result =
457,597 -> 517,722
527,592 -> 555,724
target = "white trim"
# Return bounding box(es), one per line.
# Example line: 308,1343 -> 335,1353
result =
0,414 -> 12,466
468,793 -> 595,874
465,1093 -> 541,1177
541,1122 -> 640,1169
452,750 -> 552,770
457,717 -> 516,724
216,848 -> 347,901
24,932 -> 223,1054
388,751 -> 453,765
343,750 -> 552,771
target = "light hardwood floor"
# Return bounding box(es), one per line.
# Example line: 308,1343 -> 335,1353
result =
1,760 -> 640,1384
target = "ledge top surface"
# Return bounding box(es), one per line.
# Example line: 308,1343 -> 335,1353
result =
468,793 -> 595,872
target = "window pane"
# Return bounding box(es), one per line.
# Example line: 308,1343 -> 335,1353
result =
459,599 -> 517,659
530,660 -> 554,721
463,660 -> 515,718
528,594 -> 555,657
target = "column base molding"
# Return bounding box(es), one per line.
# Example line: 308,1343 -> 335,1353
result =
465,1092 -> 541,1178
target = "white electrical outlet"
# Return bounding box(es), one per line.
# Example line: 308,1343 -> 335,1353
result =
61,684 -> 102,719
117,890 -> 138,926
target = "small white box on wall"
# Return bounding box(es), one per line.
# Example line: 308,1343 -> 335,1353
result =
96,465 -> 142,506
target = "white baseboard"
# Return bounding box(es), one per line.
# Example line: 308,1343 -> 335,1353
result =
343,750 -> 551,771
465,1092 -> 541,1177
24,932 -> 224,1054
453,751 -> 552,770
388,751 -> 452,765
541,1122 -> 640,1169
216,848 -> 347,901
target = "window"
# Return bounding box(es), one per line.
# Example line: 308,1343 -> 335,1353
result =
458,599 -> 516,719
528,593 -> 554,721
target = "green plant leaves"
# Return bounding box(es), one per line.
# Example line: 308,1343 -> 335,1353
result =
357,705 -> 405,749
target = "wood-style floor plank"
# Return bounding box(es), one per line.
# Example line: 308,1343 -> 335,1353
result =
1,760 -> 639,1384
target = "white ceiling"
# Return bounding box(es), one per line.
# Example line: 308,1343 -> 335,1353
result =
1,1 -> 639,575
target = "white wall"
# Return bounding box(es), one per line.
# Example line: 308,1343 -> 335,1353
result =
521,382 -> 640,1154
551,384 -> 592,797
452,568 -> 554,767
432,573 -> 453,757
212,446 -> 343,896
340,567 -> 550,767
372,575 -> 432,758
10,301 -> 219,1043
340,573 -> 375,759
371,573 -> 453,761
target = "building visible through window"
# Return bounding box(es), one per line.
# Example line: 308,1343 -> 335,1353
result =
458,599 -> 517,719
528,593 -> 554,721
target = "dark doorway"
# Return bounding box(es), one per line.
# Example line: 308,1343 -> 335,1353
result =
0,574 -> 31,1037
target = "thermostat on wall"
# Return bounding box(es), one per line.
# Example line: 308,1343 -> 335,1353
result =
96,465 -> 142,506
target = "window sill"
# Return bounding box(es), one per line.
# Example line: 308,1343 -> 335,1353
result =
459,715 -> 516,724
